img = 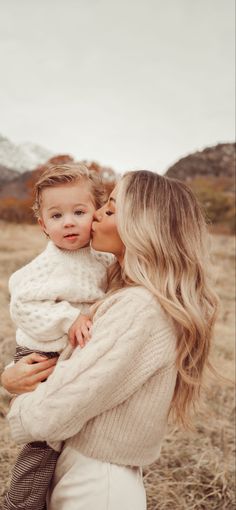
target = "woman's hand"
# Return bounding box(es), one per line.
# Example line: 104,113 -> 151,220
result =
1,353 -> 58,395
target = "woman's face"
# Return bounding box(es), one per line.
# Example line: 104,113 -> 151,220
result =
91,186 -> 124,263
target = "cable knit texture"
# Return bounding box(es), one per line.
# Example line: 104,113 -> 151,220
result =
9,241 -> 111,352
8,286 -> 177,466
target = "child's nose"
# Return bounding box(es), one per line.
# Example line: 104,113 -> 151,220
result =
64,215 -> 75,226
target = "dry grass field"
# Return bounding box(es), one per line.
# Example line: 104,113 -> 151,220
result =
0,221 -> 235,510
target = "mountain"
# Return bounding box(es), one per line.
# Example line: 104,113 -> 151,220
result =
0,170 -> 36,200
0,137 -> 234,232
165,142 -> 235,234
0,134 -> 53,173
165,143 -> 235,180
0,165 -> 20,188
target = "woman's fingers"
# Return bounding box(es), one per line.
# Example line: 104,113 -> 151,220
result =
27,365 -> 56,387
27,356 -> 58,374
15,359 -> 57,392
22,352 -> 48,365
1,355 -> 58,394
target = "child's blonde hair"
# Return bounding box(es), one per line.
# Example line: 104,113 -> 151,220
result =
33,163 -> 106,218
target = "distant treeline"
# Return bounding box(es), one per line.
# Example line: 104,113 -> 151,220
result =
0,146 -> 235,234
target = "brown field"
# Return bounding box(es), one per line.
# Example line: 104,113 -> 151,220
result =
0,221 -> 235,510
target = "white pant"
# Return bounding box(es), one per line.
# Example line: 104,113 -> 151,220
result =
48,446 -> 147,510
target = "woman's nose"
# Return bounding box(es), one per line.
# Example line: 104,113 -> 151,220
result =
93,207 -> 103,221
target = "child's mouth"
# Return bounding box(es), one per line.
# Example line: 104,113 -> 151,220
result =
64,234 -> 78,239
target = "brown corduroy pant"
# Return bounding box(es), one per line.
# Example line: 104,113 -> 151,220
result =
4,346 -> 60,510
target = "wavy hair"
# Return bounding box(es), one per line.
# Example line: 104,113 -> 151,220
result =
107,170 -> 218,426
33,163 -> 106,218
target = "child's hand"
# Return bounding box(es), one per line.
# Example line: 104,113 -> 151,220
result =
68,314 -> 92,348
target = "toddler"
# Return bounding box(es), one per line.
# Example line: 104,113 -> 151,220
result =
4,163 -> 113,510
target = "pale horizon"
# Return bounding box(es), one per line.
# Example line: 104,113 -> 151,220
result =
0,0 -> 235,174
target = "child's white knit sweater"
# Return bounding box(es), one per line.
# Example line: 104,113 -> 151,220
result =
9,241 -> 111,352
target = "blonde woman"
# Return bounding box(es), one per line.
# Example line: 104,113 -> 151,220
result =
2,170 -> 217,510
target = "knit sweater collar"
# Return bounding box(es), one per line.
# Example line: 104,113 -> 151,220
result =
46,240 -> 92,261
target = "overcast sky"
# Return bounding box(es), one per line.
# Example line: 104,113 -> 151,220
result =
0,0 -> 235,173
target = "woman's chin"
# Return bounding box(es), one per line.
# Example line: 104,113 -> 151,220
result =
90,238 -> 101,251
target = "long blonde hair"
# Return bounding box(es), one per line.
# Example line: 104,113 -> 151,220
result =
108,170 -> 218,426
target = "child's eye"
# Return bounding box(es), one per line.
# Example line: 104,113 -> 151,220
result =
75,210 -> 85,216
52,213 -> 61,219
106,210 -> 113,216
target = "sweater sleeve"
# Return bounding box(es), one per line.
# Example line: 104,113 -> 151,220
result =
10,296 -> 80,341
9,265 -> 80,341
7,289 -> 175,445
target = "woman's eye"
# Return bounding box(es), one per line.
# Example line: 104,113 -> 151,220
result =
52,213 -> 61,219
75,210 -> 84,216
105,210 -> 113,216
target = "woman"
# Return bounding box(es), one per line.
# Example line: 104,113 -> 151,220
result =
2,170 -> 217,510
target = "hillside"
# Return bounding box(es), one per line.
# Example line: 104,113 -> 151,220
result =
165,143 -> 235,234
166,143 -> 235,180
0,166 -> 19,188
0,141 -> 235,232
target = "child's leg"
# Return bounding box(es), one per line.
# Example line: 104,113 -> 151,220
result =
14,345 -> 59,363
4,442 -> 59,510
4,346 -> 60,510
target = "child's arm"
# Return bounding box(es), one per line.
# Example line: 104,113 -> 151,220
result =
68,315 -> 93,348
10,294 -> 80,342
9,259 -> 82,343
11,283 -> 93,348
9,249 -> 94,347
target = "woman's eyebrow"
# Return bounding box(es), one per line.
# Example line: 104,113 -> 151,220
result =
109,197 -> 116,203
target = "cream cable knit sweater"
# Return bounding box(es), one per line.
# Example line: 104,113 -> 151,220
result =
9,241 -> 111,352
8,286 -> 177,466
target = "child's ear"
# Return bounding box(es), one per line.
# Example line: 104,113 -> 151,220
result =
38,217 -> 44,229
38,217 -> 48,236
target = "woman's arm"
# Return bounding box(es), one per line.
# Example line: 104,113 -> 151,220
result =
1,354 -> 58,394
7,288 -> 176,445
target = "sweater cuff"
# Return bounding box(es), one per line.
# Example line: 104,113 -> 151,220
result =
62,308 -> 80,334
7,393 -> 35,444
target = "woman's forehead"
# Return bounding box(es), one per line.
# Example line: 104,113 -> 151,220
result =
109,185 -> 118,203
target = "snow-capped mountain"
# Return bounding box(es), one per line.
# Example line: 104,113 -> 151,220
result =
0,134 -> 53,173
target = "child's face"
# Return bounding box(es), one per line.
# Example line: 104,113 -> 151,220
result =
38,180 -> 96,251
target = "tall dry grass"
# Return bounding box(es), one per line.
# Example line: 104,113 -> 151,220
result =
0,222 -> 235,510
